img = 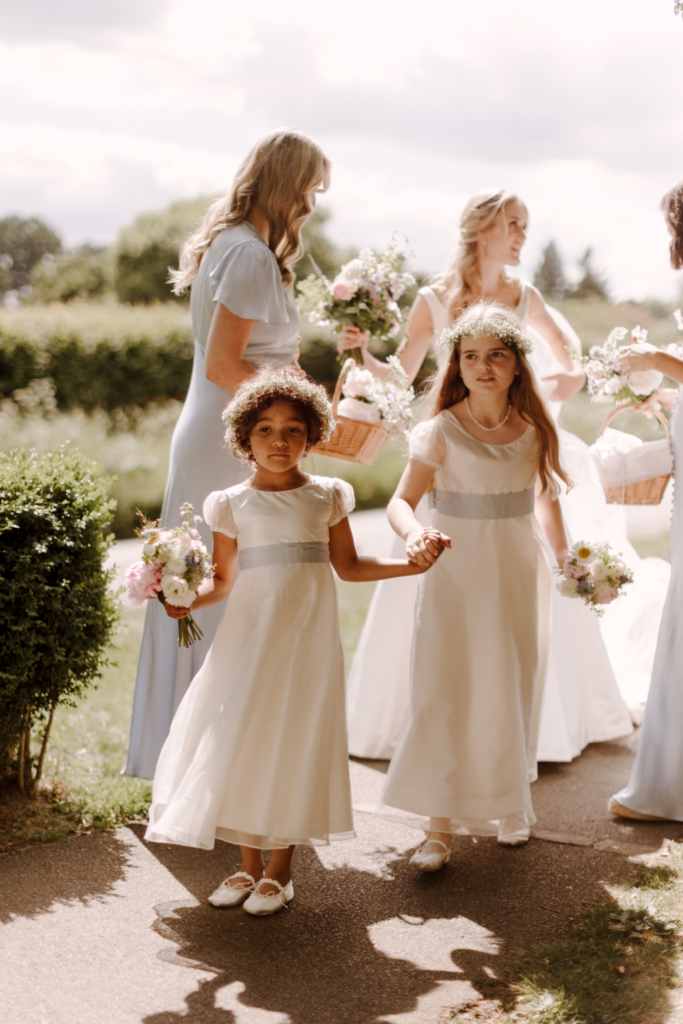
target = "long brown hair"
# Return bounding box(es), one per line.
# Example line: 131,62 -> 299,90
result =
171,128 -> 331,294
431,189 -> 526,320
661,179 -> 683,270
427,303 -> 570,495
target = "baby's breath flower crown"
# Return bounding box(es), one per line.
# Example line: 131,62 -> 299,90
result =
222,366 -> 335,464
436,302 -> 534,359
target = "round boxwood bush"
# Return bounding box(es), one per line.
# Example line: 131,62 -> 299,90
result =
0,446 -> 120,797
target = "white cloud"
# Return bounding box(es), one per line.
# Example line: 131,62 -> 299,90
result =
0,0 -> 681,297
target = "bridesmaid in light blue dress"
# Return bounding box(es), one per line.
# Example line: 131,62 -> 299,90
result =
610,177 -> 683,821
124,129 -> 330,779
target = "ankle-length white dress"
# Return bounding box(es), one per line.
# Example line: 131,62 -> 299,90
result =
347,282 -> 665,765
146,476 -> 356,850
613,394 -> 683,820
380,414 -> 550,830
124,222 -> 300,780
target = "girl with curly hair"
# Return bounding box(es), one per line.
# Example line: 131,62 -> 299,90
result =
146,369 -> 445,914
378,303 -> 570,866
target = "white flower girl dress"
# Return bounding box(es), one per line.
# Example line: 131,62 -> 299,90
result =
146,476 -> 356,851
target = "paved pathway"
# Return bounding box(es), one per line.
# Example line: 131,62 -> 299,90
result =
2,741 -> 683,1024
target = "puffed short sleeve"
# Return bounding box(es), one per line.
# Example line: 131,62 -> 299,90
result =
329,479 -> 356,527
203,490 -> 237,538
209,241 -> 289,325
408,419 -> 447,470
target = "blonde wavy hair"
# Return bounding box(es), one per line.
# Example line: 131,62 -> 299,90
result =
431,189 -> 526,321
661,179 -> 683,271
170,128 -> 330,294
426,303 -> 570,495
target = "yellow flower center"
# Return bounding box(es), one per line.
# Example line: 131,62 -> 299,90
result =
577,547 -> 591,559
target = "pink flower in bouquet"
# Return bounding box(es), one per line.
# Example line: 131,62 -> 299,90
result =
562,558 -> 589,580
342,365 -> 376,400
333,280 -> 354,301
594,584 -> 619,604
126,561 -> 163,604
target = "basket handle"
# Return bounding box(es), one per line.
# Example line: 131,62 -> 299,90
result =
331,358 -> 359,417
598,401 -> 670,438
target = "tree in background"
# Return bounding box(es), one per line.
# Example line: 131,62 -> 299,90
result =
568,247 -> 610,300
533,240 -> 566,301
0,217 -> 62,296
114,196 -> 213,304
29,246 -> 111,303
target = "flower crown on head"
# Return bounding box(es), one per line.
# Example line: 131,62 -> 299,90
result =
436,304 -> 534,358
222,367 -> 335,463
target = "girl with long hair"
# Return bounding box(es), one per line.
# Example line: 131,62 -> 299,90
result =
609,179 -> 683,822
125,128 -> 331,780
146,370 -> 439,913
379,303 -> 570,859
345,189 -> 660,768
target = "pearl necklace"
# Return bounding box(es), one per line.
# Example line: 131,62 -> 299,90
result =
465,397 -> 512,432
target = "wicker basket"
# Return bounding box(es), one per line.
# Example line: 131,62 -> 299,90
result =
597,403 -> 672,505
310,358 -> 389,465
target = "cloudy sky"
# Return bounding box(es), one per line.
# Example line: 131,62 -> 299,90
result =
1,0 -> 683,299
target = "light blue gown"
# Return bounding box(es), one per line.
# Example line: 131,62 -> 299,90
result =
614,394 -> 683,820
124,222 -> 299,779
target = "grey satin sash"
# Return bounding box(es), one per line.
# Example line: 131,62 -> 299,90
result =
238,541 -> 330,571
428,486 -> 534,519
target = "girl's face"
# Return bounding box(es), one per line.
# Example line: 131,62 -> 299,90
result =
249,399 -> 309,472
478,199 -> 528,266
458,334 -> 519,396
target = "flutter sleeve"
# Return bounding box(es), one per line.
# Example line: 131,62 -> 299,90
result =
408,419 -> 446,470
209,241 -> 289,325
329,479 -> 356,527
202,490 -> 237,538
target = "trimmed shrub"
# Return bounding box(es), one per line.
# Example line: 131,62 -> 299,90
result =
29,247 -> 112,304
0,447 -> 120,796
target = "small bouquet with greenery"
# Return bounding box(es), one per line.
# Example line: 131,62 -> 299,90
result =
556,540 -> 633,616
126,502 -> 214,647
297,234 -> 415,363
337,356 -> 415,436
583,326 -> 666,405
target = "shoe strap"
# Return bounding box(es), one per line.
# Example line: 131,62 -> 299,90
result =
225,871 -> 256,891
254,878 -> 290,904
421,839 -> 449,854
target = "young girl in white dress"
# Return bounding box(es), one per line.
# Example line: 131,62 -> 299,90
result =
609,179 -> 683,823
145,369 -> 442,914
379,302 -> 570,867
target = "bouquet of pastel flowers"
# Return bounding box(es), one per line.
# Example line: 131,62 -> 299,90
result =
337,356 -> 415,436
296,234 -> 415,363
126,503 -> 214,647
583,322 -> 683,406
556,540 -> 633,616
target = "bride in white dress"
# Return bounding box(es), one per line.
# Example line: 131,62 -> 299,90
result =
342,189 -> 654,764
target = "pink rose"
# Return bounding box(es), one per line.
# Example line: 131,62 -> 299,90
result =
595,585 -> 619,604
333,281 -> 352,301
126,561 -> 162,603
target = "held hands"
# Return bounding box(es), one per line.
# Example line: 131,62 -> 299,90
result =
406,528 -> 452,570
336,325 -> 369,359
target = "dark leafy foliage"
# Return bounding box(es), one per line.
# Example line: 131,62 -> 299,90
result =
0,216 -> 62,293
0,448 -> 119,791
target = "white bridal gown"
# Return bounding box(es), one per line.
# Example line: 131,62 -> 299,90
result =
614,394 -> 683,821
124,222 -> 300,780
380,414 -> 550,832
347,282 -> 643,765
146,477 -> 356,850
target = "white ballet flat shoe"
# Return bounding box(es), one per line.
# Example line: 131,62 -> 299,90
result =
497,814 -> 530,846
608,797 -> 669,821
409,838 -> 450,872
208,871 -> 258,907
243,877 -> 294,916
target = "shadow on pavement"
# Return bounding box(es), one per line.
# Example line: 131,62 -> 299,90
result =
0,830 -> 131,923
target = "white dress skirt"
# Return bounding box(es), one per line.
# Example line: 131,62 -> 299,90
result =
124,222 -> 300,780
614,395 -> 683,820
347,282 -> 648,764
146,476 -> 356,850
380,414 -> 550,832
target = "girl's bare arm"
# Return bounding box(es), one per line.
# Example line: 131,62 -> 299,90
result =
163,533 -> 239,619
387,458 -> 451,568
204,303 -> 257,394
535,483 -> 570,567
329,516 -> 445,581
